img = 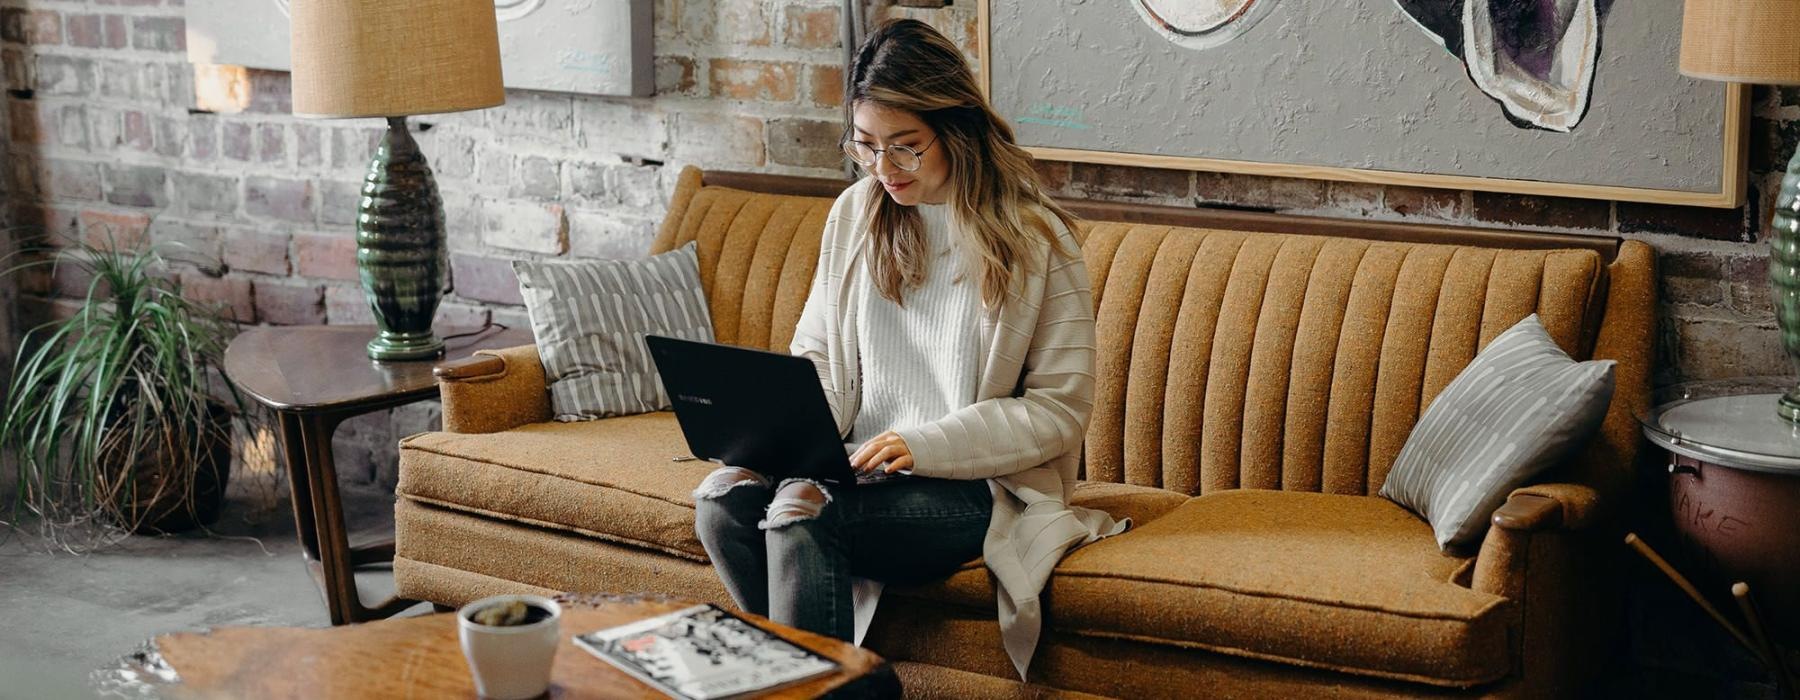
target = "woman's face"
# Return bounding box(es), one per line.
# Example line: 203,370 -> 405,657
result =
851,102 -> 951,206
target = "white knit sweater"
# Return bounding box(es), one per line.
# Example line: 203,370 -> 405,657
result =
793,178 -> 1126,679
851,202 -> 984,444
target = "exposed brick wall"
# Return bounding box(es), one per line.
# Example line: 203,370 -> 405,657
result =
0,0 -> 1786,484
0,0 -> 869,481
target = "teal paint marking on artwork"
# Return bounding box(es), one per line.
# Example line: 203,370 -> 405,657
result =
558,48 -> 616,76
1020,102 -> 1091,130
1018,117 -> 1091,130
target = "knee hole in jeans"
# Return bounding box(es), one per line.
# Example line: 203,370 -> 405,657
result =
692,466 -> 768,501
759,479 -> 830,530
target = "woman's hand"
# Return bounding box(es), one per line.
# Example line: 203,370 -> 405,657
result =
851,431 -> 914,475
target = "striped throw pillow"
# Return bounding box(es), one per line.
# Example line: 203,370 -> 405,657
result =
1380,314 -> 1614,550
513,242 -> 714,421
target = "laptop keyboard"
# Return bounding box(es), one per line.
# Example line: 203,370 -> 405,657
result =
854,470 -> 910,486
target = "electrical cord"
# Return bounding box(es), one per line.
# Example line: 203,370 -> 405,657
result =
441,320 -> 509,342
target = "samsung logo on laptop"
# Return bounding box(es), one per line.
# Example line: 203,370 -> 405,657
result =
676,394 -> 714,405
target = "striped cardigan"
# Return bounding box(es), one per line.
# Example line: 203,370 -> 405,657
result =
791,178 -> 1126,679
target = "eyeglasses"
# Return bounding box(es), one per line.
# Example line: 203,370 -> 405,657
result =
842,136 -> 937,172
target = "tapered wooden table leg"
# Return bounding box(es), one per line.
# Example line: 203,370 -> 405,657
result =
275,412 -> 321,564
223,324 -> 532,626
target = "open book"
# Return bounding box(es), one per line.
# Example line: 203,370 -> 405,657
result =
573,603 -> 839,700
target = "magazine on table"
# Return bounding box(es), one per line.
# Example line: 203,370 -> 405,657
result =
572,603 -> 839,700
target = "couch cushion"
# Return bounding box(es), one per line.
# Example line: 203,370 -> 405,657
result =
867,599 -> 1481,698
1065,480 -> 1191,526
398,412 -> 713,561
400,416 -> 1192,573
393,498 -> 731,607
889,481 -> 1190,611
1048,490 -> 1510,687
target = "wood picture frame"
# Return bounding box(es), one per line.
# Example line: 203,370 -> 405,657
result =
977,1 -> 1749,209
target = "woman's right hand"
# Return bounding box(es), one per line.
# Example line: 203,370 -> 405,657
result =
851,431 -> 915,475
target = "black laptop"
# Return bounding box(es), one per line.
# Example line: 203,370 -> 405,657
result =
645,335 -> 858,488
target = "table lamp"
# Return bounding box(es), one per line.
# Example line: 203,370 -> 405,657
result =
1681,0 -> 1800,421
289,0 -> 504,361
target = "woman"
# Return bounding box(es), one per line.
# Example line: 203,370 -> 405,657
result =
691,18 -> 1125,679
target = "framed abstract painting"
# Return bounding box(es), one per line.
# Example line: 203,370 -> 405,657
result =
980,0 -> 1748,207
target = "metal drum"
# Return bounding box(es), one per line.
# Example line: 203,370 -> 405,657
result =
1641,379 -> 1800,644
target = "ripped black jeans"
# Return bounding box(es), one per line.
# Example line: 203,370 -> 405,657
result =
692,467 -> 992,642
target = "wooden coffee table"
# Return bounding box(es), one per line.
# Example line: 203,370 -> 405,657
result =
108,594 -> 899,698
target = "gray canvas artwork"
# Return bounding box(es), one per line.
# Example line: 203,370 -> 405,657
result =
992,0 -> 1728,194
185,0 -> 290,72
186,0 -> 652,97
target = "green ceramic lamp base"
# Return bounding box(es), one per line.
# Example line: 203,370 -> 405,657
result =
367,331 -> 445,362
1775,145 -> 1800,423
1780,390 -> 1800,424
356,116 -> 449,364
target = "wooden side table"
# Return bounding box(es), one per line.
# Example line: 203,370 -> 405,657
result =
1637,378 -> 1800,639
223,324 -> 532,625
1633,377 -> 1800,696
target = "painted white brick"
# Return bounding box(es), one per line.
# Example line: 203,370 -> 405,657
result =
575,100 -> 669,160
569,209 -> 657,259
483,92 -> 575,139
608,164 -> 664,210
671,111 -> 764,168
482,200 -> 569,255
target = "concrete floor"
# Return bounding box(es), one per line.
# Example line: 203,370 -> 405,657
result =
0,485 -> 427,700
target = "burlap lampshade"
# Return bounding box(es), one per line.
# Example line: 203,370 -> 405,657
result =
290,0 -> 505,118
1681,0 -> 1800,85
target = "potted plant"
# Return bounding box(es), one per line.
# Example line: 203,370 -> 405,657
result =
2,239 -> 243,547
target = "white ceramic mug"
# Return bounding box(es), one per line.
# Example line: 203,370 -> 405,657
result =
457,594 -> 562,700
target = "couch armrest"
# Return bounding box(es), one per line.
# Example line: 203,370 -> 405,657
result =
1472,482 -> 1603,600
437,344 -> 553,434
436,354 -> 508,380
1470,480 -> 1620,696
1490,493 -> 1559,531
1491,482 -> 1601,532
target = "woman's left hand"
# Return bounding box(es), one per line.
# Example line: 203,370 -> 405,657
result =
851,431 -> 914,475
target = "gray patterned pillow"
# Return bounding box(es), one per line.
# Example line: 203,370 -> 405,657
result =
1380,314 -> 1615,550
513,242 -> 714,421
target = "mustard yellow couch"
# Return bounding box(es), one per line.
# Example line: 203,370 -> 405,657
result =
394,166 -> 1654,698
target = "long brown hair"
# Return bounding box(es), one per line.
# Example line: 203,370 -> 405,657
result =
847,19 -> 1078,309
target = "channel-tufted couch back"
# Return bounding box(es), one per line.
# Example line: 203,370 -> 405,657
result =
1080,225 -> 1615,497
649,170 -> 830,354
650,167 -> 1654,502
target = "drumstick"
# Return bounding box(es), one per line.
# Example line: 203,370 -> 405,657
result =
1623,533 -> 1766,665
1732,583 -> 1794,699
